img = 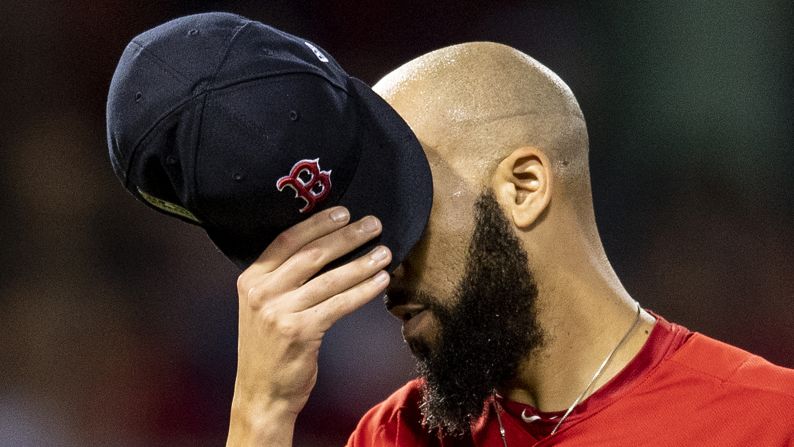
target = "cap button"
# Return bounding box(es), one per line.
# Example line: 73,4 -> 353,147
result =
289,110 -> 300,121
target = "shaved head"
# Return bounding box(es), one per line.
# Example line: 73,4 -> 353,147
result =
379,43 -> 608,435
380,43 -> 660,436
374,42 -> 589,197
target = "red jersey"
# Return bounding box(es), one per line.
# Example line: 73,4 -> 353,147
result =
347,315 -> 794,446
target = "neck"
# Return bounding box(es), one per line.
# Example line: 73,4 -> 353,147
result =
500,250 -> 656,411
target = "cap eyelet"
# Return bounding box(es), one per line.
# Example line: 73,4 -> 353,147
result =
289,110 -> 300,121
232,173 -> 244,182
134,91 -> 142,102
187,29 -> 199,36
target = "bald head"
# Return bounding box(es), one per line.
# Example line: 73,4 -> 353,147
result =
374,42 -> 589,196
379,45 -> 653,433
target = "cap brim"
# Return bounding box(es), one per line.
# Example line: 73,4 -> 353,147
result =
334,78 -> 433,272
206,78 -> 433,273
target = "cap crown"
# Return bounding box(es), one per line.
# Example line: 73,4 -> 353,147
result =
107,12 -> 433,270
108,13 -> 361,247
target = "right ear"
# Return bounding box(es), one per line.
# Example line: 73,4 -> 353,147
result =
492,146 -> 553,230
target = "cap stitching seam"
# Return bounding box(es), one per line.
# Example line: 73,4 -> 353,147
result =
114,41 -> 191,173
183,91 -> 213,226
207,67 -> 349,93
203,20 -> 253,90
122,22 -> 251,186
121,94 -> 202,188
128,40 -> 193,87
118,40 -> 194,184
190,19 -> 252,229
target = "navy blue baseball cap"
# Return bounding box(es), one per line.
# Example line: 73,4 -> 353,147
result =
107,12 -> 432,271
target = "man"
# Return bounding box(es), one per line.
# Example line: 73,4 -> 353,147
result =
226,43 -> 794,446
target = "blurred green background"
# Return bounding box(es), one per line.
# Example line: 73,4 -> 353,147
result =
1,1 -> 791,445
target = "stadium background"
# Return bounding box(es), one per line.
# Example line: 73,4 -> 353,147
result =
0,1 -> 791,445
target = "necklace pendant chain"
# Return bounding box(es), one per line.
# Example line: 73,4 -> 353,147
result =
550,301 -> 642,434
492,302 -> 643,445
492,392 -> 509,447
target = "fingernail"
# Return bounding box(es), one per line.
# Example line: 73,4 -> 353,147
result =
330,208 -> 349,223
361,216 -> 380,232
373,271 -> 389,283
370,247 -> 388,262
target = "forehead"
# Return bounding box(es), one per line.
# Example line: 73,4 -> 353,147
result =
420,141 -> 480,192
417,139 -> 479,236
376,70 -> 502,193
399,139 -> 479,298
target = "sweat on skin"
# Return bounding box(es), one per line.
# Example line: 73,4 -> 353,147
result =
373,42 -> 657,416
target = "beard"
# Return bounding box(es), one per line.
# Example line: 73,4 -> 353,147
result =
399,190 -> 545,437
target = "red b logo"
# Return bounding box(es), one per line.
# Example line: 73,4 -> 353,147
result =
276,158 -> 332,213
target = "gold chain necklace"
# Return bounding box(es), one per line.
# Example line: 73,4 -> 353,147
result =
493,302 -> 642,446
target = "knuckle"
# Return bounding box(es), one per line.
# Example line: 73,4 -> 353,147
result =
236,272 -> 250,292
261,305 -> 279,326
299,246 -> 326,266
272,230 -> 294,250
275,318 -> 301,339
290,287 -> 312,307
316,274 -> 339,291
241,276 -> 277,308
332,291 -> 353,309
246,285 -> 264,308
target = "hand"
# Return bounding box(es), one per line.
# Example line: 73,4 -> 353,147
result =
227,206 -> 391,446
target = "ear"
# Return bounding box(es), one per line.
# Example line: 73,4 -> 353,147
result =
492,147 -> 552,229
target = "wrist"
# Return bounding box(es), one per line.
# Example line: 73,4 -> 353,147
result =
227,398 -> 297,447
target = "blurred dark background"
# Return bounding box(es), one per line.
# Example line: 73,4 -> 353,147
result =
1,1 -> 791,445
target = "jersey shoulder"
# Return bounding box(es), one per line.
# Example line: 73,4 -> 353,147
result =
668,332 -> 794,399
346,379 -> 433,447
581,330 -> 794,445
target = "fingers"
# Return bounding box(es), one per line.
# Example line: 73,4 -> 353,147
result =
230,207 -> 392,431
300,269 -> 391,333
248,206 -> 352,274
289,245 -> 392,312
238,207 -> 388,333
274,215 -> 383,287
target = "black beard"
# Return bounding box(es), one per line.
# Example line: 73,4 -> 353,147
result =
410,190 -> 545,437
